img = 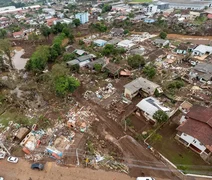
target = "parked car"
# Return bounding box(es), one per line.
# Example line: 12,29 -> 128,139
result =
0,177 -> 4,180
31,163 -> 44,170
7,156 -> 19,163
136,177 -> 155,180
0,152 -> 6,159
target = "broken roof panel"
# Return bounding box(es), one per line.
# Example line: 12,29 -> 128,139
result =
193,62 -> 212,74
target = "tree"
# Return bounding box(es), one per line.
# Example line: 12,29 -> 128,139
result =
62,27 -> 70,37
79,39 -> 84,45
51,63 -> 68,78
49,48 -> 58,62
127,54 -> 145,69
70,64 -> 80,73
102,44 -> 115,56
90,23 -> 107,33
94,64 -> 102,72
0,39 -> 13,69
102,4 -> 112,13
40,25 -> 51,39
69,33 -> 75,43
73,19 -> 81,28
63,53 -> 76,61
28,32 -> 39,41
143,64 -> 156,79
168,80 -> 184,89
159,31 -> 167,39
52,22 -> 66,34
0,29 -> 7,39
25,45 -> 50,72
54,75 -> 80,96
153,110 -> 169,123
124,29 -> 129,35
0,55 -> 9,72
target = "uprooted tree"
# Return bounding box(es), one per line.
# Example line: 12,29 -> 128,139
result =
0,39 -> 13,69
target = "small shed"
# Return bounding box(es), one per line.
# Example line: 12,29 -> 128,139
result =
15,127 -> 30,141
73,49 -> 87,56
66,59 -> 80,67
93,39 -> 107,47
103,62 -> 122,78
76,54 -> 93,62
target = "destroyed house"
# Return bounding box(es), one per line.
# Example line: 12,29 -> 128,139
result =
189,62 -> 212,83
153,39 -> 170,47
145,49 -> 167,62
103,62 -> 122,77
176,105 -> 212,161
124,77 -> 163,99
14,127 -> 30,141
110,28 -> 124,37
86,58 -> 106,69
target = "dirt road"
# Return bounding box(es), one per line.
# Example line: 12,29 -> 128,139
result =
73,86 -> 180,179
0,159 -> 135,180
167,34 -> 212,45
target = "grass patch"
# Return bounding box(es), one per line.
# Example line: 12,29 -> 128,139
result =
148,122 -> 212,175
0,111 -> 36,126
193,15 -> 207,25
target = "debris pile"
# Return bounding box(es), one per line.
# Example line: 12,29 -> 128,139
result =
88,152 -> 129,174
84,83 -> 116,101
67,104 -> 95,133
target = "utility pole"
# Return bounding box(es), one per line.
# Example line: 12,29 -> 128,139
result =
0,142 -> 10,156
76,148 -> 79,166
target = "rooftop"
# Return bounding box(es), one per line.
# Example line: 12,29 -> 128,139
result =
124,76 -> 161,94
136,96 -> 170,117
177,105 -> 212,151
194,45 -> 212,54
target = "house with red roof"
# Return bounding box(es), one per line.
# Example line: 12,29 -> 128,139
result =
13,31 -> 23,39
175,105 -> 212,161
208,14 -> 212,19
46,18 -> 58,26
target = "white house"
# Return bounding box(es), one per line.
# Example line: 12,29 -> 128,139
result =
117,40 -> 136,49
75,12 -> 89,24
145,4 -> 158,14
192,45 -> 212,56
136,97 -> 171,123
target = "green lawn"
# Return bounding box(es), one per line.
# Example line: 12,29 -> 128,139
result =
0,110 -> 36,127
148,122 -> 212,175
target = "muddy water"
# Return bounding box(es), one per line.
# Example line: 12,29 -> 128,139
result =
12,49 -> 29,70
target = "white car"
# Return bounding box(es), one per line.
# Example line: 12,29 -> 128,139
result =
136,177 -> 155,180
7,156 -> 19,163
0,177 -> 4,180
